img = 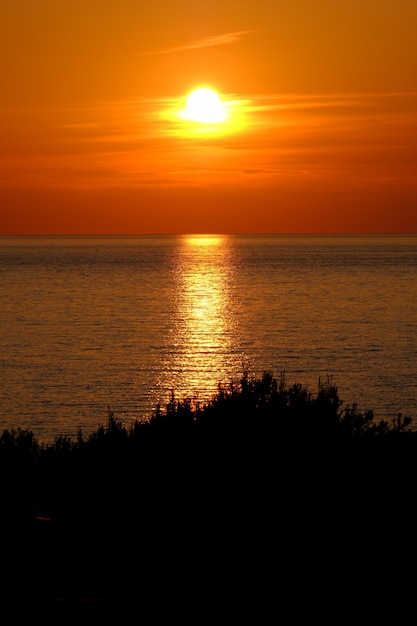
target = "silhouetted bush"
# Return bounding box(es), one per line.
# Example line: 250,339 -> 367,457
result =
0,370 -> 414,476
1,369 -> 417,607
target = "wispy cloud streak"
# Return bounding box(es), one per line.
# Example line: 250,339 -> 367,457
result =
139,30 -> 253,56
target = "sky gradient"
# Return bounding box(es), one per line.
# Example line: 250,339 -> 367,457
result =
2,0 -> 417,234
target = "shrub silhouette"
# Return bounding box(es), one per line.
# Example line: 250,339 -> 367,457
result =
1,369 -> 417,607
0,370 -> 413,487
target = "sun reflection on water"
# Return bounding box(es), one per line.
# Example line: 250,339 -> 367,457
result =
154,234 -> 242,408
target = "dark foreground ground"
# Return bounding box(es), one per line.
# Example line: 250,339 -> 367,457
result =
3,438 -> 417,622
2,372 -> 417,622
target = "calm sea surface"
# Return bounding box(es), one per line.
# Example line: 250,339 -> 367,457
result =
1,234 -> 416,444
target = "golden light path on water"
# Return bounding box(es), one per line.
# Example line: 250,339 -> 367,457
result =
152,234 -> 243,410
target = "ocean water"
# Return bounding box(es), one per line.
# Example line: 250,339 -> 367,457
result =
1,234 -> 416,444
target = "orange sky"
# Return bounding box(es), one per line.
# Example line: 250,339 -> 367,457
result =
1,0 -> 417,234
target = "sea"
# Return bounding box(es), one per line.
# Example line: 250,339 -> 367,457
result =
1,234 -> 416,444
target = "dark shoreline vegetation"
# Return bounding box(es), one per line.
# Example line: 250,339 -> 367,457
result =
2,370 -> 417,615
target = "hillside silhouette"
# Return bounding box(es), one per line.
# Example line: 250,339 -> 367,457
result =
1,370 -> 416,617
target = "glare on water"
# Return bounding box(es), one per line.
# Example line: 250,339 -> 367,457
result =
1,234 -> 416,444
151,234 -> 243,408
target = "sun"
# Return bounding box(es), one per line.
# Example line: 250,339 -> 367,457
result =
170,85 -> 247,136
180,87 -> 227,124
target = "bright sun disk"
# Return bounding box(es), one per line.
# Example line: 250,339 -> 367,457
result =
181,87 -> 227,124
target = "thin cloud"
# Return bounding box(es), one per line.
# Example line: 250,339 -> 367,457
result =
139,30 -> 253,56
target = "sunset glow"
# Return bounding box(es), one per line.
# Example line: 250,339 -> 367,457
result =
1,1 -> 417,234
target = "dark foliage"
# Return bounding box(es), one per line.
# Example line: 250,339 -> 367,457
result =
1,370 -> 416,614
